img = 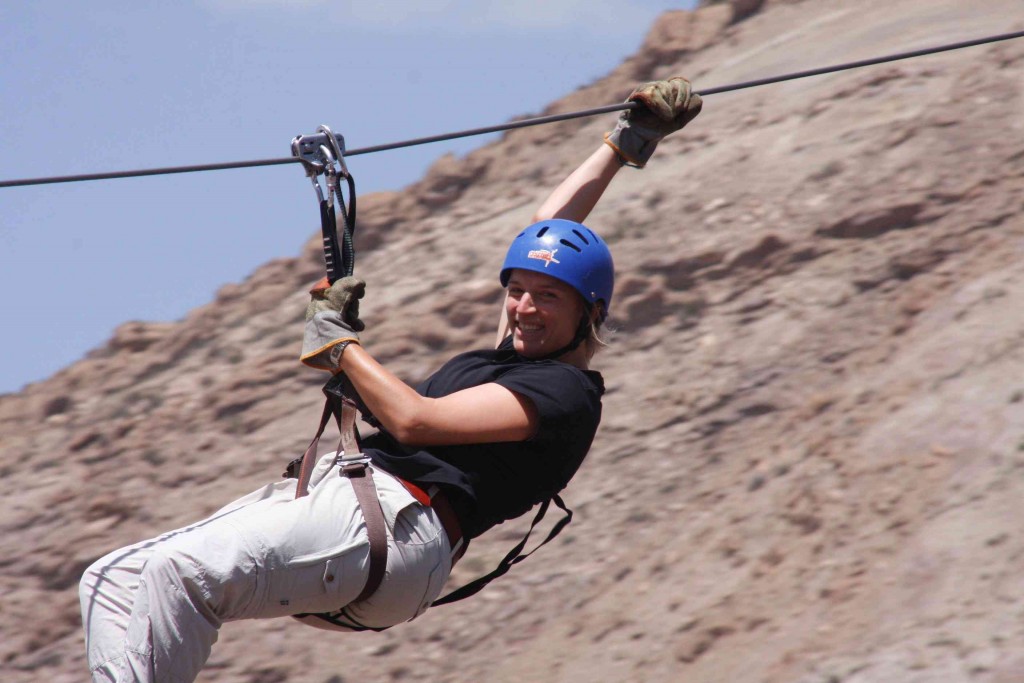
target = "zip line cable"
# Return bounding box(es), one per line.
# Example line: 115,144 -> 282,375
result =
2,28 -> 1023,190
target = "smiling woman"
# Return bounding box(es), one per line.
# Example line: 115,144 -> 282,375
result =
77,77 -> 702,682
501,219 -> 614,365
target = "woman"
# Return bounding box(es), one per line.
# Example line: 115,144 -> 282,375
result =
79,77 -> 701,682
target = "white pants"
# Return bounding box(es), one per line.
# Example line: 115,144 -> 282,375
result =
79,454 -> 452,682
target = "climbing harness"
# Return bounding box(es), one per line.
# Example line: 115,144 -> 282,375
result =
286,390 -> 389,605
286,126 -> 393,624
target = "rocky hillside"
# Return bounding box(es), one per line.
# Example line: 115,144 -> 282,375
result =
3,0 -> 1024,680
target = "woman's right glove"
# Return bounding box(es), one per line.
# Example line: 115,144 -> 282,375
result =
300,276 -> 365,372
604,76 -> 703,168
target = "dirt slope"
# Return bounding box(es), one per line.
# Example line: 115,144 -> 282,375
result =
3,0 -> 1024,681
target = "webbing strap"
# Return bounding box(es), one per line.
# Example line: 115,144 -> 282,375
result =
291,396 -> 388,603
336,173 -> 357,278
343,460 -> 389,603
431,495 -> 573,606
319,198 -> 343,284
319,172 -> 356,284
293,394 -> 362,499
337,398 -> 360,462
293,400 -> 335,498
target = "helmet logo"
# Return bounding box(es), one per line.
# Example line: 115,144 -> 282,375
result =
527,249 -> 560,267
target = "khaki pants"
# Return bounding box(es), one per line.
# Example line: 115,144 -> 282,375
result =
79,454 -> 452,682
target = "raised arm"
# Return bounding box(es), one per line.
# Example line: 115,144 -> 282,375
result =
532,144 -> 623,223
534,76 -> 703,223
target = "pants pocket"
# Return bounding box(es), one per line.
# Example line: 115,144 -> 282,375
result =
411,556 -> 448,619
392,502 -> 451,620
258,539 -> 367,619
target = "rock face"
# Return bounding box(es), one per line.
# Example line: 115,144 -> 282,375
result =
3,0 -> 1024,681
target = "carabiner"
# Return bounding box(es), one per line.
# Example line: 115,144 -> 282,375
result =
292,125 -> 357,283
317,124 -> 349,180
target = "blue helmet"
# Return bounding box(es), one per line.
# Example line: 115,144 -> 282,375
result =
500,219 -> 614,320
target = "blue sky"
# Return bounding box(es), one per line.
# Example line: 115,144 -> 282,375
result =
0,1 -> 697,394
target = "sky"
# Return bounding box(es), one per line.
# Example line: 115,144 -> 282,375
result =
0,1 -> 698,394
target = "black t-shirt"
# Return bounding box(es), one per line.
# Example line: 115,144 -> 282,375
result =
364,339 -> 604,539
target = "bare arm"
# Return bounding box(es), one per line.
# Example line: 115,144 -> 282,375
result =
338,344 -> 539,447
532,144 -> 623,223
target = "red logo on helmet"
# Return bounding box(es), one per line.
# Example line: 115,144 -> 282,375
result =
527,249 -> 560,267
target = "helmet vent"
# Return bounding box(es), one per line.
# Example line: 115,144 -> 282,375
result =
560,238 -> 582,253
536,226 -> 549,237
572,229 -> 590,245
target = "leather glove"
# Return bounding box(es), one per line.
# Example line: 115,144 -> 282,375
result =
300,276 -> 365,372
604,76 -> 703,168
305,275 -> 365,330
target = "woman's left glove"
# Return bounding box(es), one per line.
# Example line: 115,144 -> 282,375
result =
300,276 -> 365,372
604,76 -> 703,168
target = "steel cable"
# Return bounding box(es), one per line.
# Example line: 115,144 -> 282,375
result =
2,29 -> 1022,189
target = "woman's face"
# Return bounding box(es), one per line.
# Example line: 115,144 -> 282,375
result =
505,269 -> 587,359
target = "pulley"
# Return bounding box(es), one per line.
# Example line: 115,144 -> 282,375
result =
291,125 -> 357,283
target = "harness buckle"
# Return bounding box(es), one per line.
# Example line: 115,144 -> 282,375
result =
338,453 -> 371,476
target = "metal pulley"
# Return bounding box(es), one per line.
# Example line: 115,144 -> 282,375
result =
292,125 -> 356,283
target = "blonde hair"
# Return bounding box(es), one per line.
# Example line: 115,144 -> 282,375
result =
583,304 -> 609,357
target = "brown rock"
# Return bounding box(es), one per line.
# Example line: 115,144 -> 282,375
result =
5,1 -> 1024,681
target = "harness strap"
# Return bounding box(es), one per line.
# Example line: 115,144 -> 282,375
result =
341,457 -> 389,603
291,395 -> 389,604
319,196 -> 343,283
287,388 -> 573,613
292,400 -> 334,497
431,494 -> 573,607
319,171 -> 357,282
